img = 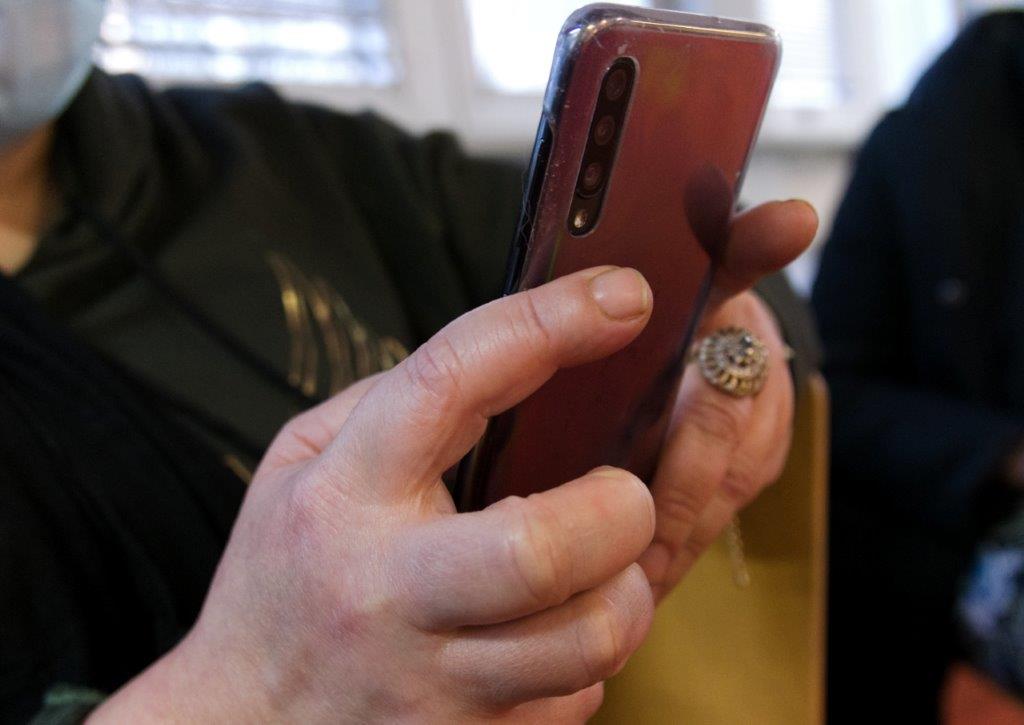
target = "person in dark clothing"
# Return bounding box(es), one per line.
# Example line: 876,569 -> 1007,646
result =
812,11 -> 1024,721
1,1 -> 819,721
18,68 -> 524,465
0,272 -> 244,722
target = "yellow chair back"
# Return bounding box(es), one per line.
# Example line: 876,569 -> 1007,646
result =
596,373 -> 830,724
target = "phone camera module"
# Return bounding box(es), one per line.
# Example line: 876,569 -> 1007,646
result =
567,57 -> 635,237
580,161 -> 604,194
604,68 -> 629,102
593,115 -> 616,146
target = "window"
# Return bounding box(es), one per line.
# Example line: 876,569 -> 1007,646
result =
96,0 -> 398,87
756,0 -> 843,110
464,0 -> 652,95
459,0 -> 959,148
95,0 -> 962,151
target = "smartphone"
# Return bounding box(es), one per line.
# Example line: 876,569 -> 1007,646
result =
456,4 -> 780,511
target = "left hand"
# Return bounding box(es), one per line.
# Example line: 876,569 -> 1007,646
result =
305,201 -> 820,607
639,199 -> 817,600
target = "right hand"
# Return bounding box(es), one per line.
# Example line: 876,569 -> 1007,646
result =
91,266 -> 659,723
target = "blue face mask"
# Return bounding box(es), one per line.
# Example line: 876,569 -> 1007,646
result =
0,0 -> 104,147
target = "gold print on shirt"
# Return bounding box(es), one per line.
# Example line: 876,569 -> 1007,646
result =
265,252 -> 409,397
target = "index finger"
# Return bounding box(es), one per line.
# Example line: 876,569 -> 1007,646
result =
322,266 -> 653,502
709,199 -> 818,304
391,466 -> 655,630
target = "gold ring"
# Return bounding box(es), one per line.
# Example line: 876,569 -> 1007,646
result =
692,327 -> 769,397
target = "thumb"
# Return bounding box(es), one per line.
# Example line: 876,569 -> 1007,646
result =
709,199 -> 818,306
319,265 -> 653,504
259,373 -> 383,471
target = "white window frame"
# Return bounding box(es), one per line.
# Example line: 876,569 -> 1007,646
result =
232,0 -> 962,154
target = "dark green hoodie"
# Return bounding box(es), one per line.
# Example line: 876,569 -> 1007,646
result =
18,69 -> 525,462
5,69 -> 814,722
6,68 -> 524,723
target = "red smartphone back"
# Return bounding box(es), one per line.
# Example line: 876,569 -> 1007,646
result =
457,5 -> 779,510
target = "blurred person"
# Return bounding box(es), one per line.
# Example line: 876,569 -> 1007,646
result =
956,505 -> 1024,713
812,10 -> 1024,722
1,0 -> 818,721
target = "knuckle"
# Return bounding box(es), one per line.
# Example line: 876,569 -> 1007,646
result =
276,411 -> 328,456
275,411 -> 305,440
654,479 -> 707,532
498,495 -> 573,610
401,334 -> 464,415
719,447 -> 774,505
325,585 -> 380,645
687,396 -> 745,444
511,289 -> 556,352
719,468 -> 760,505
283,475 -> 336,538
680,529 -> 712,569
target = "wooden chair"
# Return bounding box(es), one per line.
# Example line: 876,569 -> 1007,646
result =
595,373 -> 830,725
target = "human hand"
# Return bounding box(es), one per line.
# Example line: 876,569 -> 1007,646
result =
91,266 -> 661,723
640,200 -> 818,599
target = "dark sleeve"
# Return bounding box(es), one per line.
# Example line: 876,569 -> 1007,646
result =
298,107 -> 526,324
811,118 -> 1023,537
754,272 -> 821,391
395,128 -> 526,308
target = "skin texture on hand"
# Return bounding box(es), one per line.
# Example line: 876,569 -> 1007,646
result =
91,266 -> 660,723
640,290 -> 794,599
89,200 -> 816,723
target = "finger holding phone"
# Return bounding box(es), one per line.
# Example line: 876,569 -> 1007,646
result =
90,5 -> 817,720
452,6 -> 818,601
91,268 -> 661,722
91,215 -> 811,722
641,200 -> 818,599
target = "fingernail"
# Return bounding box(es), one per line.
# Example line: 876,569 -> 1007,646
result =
589,267 -> 651,320
785,198 -> 819,220
590,466 -> 648,493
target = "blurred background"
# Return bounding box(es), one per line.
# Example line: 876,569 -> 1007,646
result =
91,0 -> 1023,293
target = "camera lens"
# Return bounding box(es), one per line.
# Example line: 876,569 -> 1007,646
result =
581,161 -> 604,193
593,115 -> 616,146
604,68 -> 628,101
